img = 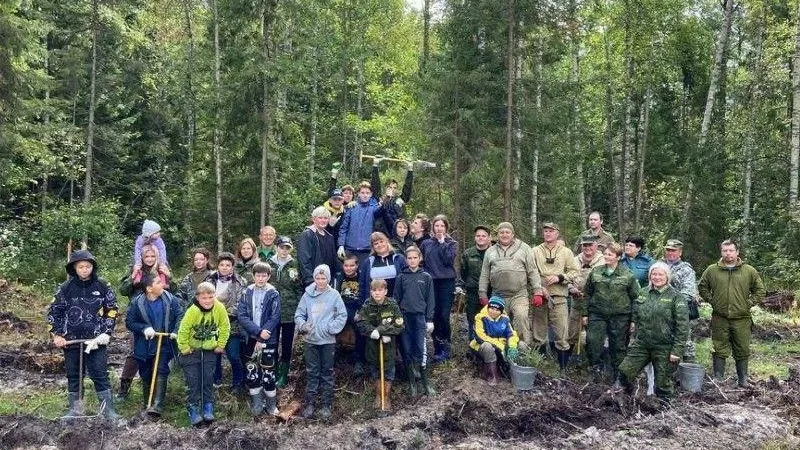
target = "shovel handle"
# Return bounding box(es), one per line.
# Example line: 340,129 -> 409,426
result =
63,339 -> 91,345
147,334 -> 165,408
379,339 -> 385,411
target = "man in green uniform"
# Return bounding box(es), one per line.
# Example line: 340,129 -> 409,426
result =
698,239 -> 765,388
572,211 -> 615,255
458,226 -> 492,341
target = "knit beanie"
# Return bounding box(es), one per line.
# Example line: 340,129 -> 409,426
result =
313,264 -> 331,283
142,219 -> 161,238
488,295 -> 505,312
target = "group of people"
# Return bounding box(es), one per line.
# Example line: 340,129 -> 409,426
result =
47,162 -> 767,425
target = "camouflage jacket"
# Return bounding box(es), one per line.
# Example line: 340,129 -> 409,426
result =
661,259 -> 698,302
584,265 -> 640,317
355,297 -> 404,368
631,285 -> 689,357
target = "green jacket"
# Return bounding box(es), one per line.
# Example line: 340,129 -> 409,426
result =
177,299 -> 231,354
460,245 -> 488,291
698,258 -> 765,319
631,285 -> 689,357
584,264 -> 640,317
355,297 -> 404,368
268,255 -> 303,323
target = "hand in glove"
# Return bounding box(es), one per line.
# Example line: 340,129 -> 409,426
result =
506,347 -> 519,362
405,161 -> 414,171
454,286 -> 465,296
372,156 -> 383,167
370,329 -> 381,340
479,297 -> 489,306
144,327 -> 156,340
395,197 -> 405,208
337,246 -> 347,260
169,333 -> 178,340
425,322 -> 434,334
84,339 -> 99,354
381,335 -> 391,343
531,294 -> 544,307
94,333 -> 110,346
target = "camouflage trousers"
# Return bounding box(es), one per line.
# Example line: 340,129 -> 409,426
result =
618,344 -> 678,398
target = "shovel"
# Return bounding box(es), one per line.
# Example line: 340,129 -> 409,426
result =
64,339 -> 90,415
147,332 -> 171,409
379,339 -> 386,411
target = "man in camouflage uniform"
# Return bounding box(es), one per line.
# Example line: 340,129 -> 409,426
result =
699,239 -> 765,388
531,223 -> 580,371
660,239 -> 699,362
572,211 -> 615,255
459,226 -> 492,341
567,234 -> 604,360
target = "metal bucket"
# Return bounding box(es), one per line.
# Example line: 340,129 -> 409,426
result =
509,362 -> 538,391
678,362 -> 705,393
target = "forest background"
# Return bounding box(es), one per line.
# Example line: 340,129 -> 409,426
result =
3,0 -> 800,291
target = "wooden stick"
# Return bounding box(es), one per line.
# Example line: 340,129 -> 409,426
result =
379,339 -> 386,411
707,375 -> 729,401
147,334 -> 165,409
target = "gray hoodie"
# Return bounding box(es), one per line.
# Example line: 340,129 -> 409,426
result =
294,266 -> 347,345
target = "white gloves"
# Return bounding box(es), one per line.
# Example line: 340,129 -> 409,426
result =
406,161 -> 414,171
454,287 -> 465,296
395,197 -> 405,208
169,333 -> 178,340
337,246 -> 346,260
143,327 -> 156,340
381,335 -> 391,343
426,322 -> 434,334
94,333 -> 110,345
370,329 -> 380,340
83,340 -> 98,354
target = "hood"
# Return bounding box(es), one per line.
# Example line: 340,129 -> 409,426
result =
304,282 -> 331,297
66,249 -> 98,278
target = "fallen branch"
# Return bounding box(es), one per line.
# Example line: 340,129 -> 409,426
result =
554,415 -> 583,431
707,375 -> 729,401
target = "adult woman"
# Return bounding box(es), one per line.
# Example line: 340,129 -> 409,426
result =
178,248 -> 214,311
358,232 -> 407,303
420,215 -> 458,364
618,262 -> 689,400
235,237 -> 258,283
583,242 -> 640,383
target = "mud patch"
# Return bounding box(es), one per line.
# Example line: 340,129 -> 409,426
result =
0,312 -> 31,333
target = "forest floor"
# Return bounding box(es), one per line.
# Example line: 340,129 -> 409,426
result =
1,280 -> 800,449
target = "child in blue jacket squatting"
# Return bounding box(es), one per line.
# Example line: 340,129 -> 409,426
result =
124,273 -> 183,416
295,264 -> 347,420
237,262 -> 282,416
47,250 -> 121,420
355,279 -> 405,411
469,296 -> 520,385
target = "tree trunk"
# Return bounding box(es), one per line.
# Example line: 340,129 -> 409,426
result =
212,0 -> 223,253
742,13 -> 765,246
260,1 -> 278,228
182,0 -> 196,160
83,0 -> 98,208
682,0 -> 735,234
309,75 -> 318,187
569,0 -> 585,223
603,28 -> 621,236
620,1 -> 635,235
634,88 -> 651,231
791,1 -> 800,208
530,36 -> 542,236
503,0 -> 515,221
422,0 -> 430,70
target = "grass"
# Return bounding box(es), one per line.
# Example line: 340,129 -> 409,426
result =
693,337 -> 800,379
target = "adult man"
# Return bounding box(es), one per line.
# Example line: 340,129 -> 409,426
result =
257,226 -> 277,262
298,207 -> 339,285
661,239 -> 699,362
478,222 -> 542,346
572,211 -> 615,255
567,233 -> 604,358
459,225 -> 492,341
531,223 -> 580,371
699,239 -> 765,388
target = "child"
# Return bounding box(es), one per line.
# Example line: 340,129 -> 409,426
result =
177,247 -> 214,311
390,218 -> 415,255
124,273 -> 183,416
47,250 -> 120,420
177,282 -> 230,426
237,262 -> 281,416
133,219 -> 169,269
334,253 -> 365,376
355,279 -> 405,411
267,236 -> 303,387
294,265 -> 347,420
393,245 -> 436,396
469,296 -> 519,385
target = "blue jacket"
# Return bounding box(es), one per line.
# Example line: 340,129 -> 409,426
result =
294,284 -> 348,345
620,251 -> 654,287
338,198 -> 383,251
358,252 -> 407,302
393,267 -> 435,320
420,237 -> 458,280
125,291 -> 182,361
236,283 -> 281,346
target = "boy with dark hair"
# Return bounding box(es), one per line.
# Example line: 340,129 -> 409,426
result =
125,273 -> 183,416
238,262 -> 281,416
355,279 -> 405,411
48,250 -> 121,420
177,281 -> 230,426
268,236 -> 303,387
334,253 -> 366,375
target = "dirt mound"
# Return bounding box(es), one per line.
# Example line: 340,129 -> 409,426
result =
0,345 -> 63,374
0,312 -> 31,333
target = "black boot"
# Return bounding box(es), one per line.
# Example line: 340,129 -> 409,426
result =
147,376 -> 168,416
419,364 -> 437,396
735,359 -> 750,388
116,378 -> 132,401
557,349 -> 570,373
406,363 -> 419,397
712,356 -> 726,381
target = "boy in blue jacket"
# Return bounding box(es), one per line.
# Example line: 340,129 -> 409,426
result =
237,262 -> 282,416
125,273 -> 183,416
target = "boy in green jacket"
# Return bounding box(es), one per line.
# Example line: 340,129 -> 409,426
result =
177,281 -> 230,426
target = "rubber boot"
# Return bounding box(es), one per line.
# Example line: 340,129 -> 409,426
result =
353,361 -> 365,377
249,388 -> 264,416
275,362 -> 289,388
484,362 -> 498,386
202,402 -> 214,423
187,404 -> 203,426
116,378 -> 132,401
712,356 -> 726,381
96,390 -> 122,421
406,364 -> 419,397
301,396 -> 315,419
146,376 -> 168,416
382,381 -> 392,411
419,364 -> 437,396
431,340 -> 445,364
64,391 -> 80,418
557,350 -> 570,374
735,359 -> 750,388
264,390 -> 279,416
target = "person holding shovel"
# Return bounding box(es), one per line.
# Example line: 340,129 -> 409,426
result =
125,273 -> 183,416
355,279 -> 405,411
47,250 -> 121,420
